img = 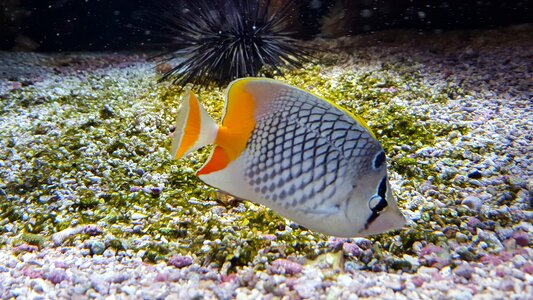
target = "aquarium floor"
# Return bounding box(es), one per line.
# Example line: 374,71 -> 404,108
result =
0,25 -> 532,299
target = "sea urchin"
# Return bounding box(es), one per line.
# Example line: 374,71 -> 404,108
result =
156,0 -> 310,87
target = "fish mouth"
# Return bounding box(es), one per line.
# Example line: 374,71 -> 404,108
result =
365,208 -> 407,235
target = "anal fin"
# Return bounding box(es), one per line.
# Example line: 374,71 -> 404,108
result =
197,146 -> 230,176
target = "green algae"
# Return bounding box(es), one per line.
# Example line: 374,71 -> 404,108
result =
19,233 -> 46,248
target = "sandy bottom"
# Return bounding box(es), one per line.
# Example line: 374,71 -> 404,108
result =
0,25 -> 531,299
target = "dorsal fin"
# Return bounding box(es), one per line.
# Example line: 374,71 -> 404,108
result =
224,77 -> 377,139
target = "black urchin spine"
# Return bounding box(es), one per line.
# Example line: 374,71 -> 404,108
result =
156,0 -> 310,87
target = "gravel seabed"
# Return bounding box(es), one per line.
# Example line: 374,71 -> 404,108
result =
0,25 -> 532,299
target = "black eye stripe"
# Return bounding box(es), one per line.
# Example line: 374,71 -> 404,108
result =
377,176 -> 387,199
364,176 -> 389,230
373,151 -> 386,169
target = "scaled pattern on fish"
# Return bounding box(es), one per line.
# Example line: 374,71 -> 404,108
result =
171,78 -> 405,237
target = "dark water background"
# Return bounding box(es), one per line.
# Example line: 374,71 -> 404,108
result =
1,0 -> 531,52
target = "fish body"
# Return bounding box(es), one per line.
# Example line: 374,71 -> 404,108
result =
171,78 -> 405,237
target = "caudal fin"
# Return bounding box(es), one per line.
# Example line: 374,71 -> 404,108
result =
171,89 -> 218,159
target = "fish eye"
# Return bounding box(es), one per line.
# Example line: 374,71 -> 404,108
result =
373,151 -> 386,170
368,195 -> 382,211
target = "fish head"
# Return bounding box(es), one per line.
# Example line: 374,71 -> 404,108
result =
346,150 -> 406,237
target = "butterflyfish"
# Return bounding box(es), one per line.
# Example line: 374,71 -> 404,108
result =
171,78 -> 406,237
